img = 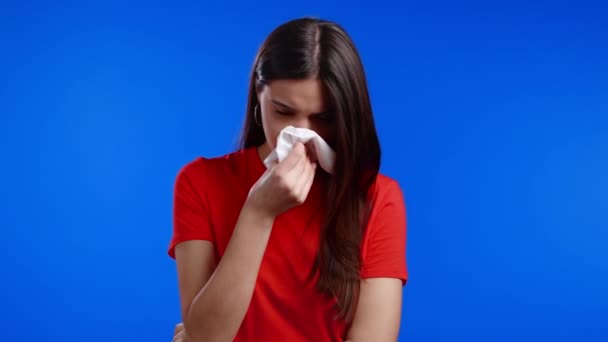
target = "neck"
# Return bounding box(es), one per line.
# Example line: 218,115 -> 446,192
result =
257,142 -> 272,162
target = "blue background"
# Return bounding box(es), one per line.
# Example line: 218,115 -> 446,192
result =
1,0 -> 606,341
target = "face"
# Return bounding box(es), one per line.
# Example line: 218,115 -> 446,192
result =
257,78 -> 335,153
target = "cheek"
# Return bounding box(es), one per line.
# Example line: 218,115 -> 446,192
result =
259,113 -> 278,148
263,124 -> 285,150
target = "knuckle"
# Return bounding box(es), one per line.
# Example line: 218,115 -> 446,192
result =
284,185 -> 294,196
293,190 -> 305,204
286,188 -> 299,202
276,175 -> 290,190
271,170 -> 284,183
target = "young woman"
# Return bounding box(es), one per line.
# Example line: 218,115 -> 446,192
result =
169,17 -> 408,342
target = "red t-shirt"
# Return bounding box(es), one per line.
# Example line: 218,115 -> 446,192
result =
168,146 -> 408,341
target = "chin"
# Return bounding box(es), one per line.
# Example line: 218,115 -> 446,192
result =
260,141 -> 275,155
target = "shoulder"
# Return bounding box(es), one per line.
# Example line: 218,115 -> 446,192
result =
363,172 -> 407,237
360,172 -> 408,280
369,173 -> 406,209
175,148 -> 248,182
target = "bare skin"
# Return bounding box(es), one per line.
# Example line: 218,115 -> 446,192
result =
172,79 -> 402,342
173,79 -> 328,342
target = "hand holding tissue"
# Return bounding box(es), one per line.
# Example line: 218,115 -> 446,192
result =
263,126 -> 335,174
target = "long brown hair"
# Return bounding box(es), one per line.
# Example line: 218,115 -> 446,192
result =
238,17 -> 381,323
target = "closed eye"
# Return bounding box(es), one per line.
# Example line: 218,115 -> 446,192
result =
275,108 -> 294,116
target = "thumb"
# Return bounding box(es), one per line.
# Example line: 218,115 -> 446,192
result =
174,323 -> 185,335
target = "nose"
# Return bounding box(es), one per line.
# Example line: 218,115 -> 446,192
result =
292,117 -> 313,130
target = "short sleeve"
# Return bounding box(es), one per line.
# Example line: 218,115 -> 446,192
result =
360,179 -> 408,285
167,159 -> 214,259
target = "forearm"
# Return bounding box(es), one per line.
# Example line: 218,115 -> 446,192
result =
185,204 -> 274,342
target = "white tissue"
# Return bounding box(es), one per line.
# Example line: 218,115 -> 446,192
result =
263,125 -> 335,174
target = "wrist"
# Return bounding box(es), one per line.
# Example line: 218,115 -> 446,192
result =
241,201 -> 276,228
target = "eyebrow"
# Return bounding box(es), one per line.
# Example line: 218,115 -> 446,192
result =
271,98 -> 329,116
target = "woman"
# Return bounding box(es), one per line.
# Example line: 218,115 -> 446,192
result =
169,17 -> 408,342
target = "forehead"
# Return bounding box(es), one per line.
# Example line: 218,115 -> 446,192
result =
263,78 -> 327,112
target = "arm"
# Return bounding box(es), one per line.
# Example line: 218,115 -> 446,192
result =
347,178 -> 408,341
173,142 -> 316,342
346,278 -> 403,342
175,205 -> 274,342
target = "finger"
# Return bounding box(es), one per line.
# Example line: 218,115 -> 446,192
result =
277,160 -> 305,198
302,163 -> 317,196
292,153 -> 313,187
264,158 -> 280,174
174,323 -> 184,336
281,145 -> 308,183
296,158 -> 317,197
305,142 -> 318,162
173,329 -> 187,342
276,142 -> 306,172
